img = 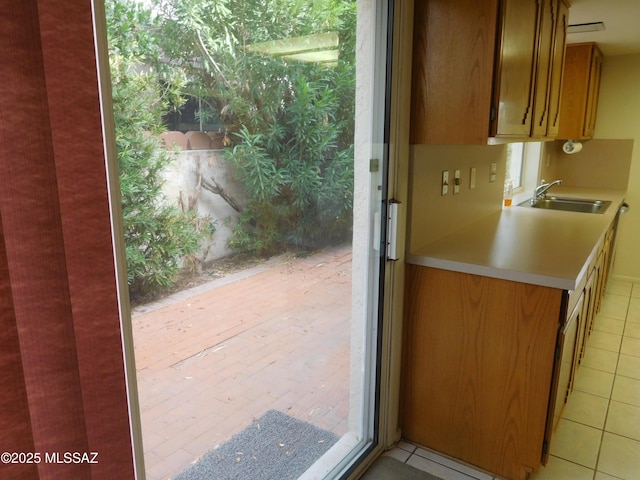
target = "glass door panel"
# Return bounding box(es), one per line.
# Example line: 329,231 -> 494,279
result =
102,0 -> 392,478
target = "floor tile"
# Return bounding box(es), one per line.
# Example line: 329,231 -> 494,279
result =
563,390 -> 609,429
598,294 -> 629,321
594,472 -> 624,480
616,353 -> 640,380
396,440 -> 416,453
529,455 -> 594,480
597,433 -> 640,479
406,454 -> 478,480
611,376 -> 640,407
627,298 -> 640,323
581,346 -> 618,373
606,279 -> 633,297
620,336 -> 640,357
550,419 -> 601,468
623,321 -> 640,339
632,284 -> 640,299
413,448 -> 493,480
593,316 -> 625,335
573,367 -> 615,398
605,401 -> 640,441
587,330 -> 622,352
383,447 -> 411,463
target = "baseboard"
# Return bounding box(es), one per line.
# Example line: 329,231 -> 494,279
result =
610,273 -> 640,284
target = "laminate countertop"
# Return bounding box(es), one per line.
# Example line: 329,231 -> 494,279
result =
406,187 -> 627,291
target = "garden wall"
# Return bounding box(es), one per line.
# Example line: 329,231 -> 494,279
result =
159,131 -> 245,267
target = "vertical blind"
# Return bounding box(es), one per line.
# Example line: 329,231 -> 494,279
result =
0,1 -> 135,478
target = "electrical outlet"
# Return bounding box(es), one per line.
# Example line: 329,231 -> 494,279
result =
453,169 -> 461,194
441,170 -> 449,195
470,167 -> 476,189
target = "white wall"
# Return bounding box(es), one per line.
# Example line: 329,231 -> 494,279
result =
162,150 -> 244,265
408,145 -> 506,250
593,54 -> 640,281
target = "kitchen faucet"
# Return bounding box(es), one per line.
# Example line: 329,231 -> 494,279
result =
531,179 -> 562,206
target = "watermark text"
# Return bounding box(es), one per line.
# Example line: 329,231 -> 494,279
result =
1,451 -> 99,464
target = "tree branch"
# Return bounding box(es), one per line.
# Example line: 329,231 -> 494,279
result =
195,29 -> 230,88
202,176 -> 242,213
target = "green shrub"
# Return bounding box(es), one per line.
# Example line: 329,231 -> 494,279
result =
107,0 -> 211,298
154,0 -> 357,254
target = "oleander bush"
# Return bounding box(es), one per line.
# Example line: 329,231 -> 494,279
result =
107,0 -> 211,298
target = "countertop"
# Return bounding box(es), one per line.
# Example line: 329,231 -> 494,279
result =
406,187 -> 627,291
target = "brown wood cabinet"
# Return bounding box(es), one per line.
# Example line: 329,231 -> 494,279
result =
409,0 -> 499,144
401,266 -> 562,480
557,42 -> 603,139
554,227 -> 613,442
410,0 -> 569,144
551,292 -> 583,434
577,269 -> 597,365
535,0 -> 570,137
401,224 -> 617,479
530,0 -> 557,137
492,0 -> 540,138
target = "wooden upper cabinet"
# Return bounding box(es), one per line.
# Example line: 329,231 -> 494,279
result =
557,42 -> 603,139
545,0 -> 570,137
409,0 -> 499,144
530,0 -> 557,138
531,0 -> 569,137
584,45 -> 603,137
492,0 -> 540,138
410,0 -> 570,145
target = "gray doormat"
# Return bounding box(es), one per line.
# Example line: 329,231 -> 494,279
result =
361,456 -> 444,480
174,409 -> 339,480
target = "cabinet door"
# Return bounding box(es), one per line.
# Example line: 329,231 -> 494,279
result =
409,0 -> 499,144
545,0 -> 569,137
584,46 -> 603,137
402,266 -> 562,480
492,0 -> 541,137
531,0 -> 557,137
593,234 -> 612,316
557,43 -> 602,140
578,271 -> 597,366
551,293 -> 583,434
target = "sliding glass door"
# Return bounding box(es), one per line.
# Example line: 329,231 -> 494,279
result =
100,0 -> 395,477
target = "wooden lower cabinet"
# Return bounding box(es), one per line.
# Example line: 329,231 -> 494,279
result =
551,293 -> 584,433
577,270 -> 597,365
401,266 -> 564,480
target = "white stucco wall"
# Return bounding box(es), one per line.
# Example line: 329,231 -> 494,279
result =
162,149 -> 245,265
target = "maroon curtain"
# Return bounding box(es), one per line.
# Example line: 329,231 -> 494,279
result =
0,1 -> 135,479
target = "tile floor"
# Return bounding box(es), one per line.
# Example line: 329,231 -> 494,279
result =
383,278 -> 640,480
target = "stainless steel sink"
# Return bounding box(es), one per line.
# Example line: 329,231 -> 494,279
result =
519,196 -> 612,214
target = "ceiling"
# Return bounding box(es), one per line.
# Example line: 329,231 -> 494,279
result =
566,0 -> 640,56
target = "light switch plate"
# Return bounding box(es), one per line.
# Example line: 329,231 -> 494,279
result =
470,167 -> 476,189
489,163 -> 497,183
441,170 -> 449,195
453,169 -> 461,194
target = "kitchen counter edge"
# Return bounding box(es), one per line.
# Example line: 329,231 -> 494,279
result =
406,188 -> 627,292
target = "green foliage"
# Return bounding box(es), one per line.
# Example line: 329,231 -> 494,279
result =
107,0 -> 211,298
155,0 -> 356,254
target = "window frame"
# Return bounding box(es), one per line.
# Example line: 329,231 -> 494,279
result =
511,142 -> 543,206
